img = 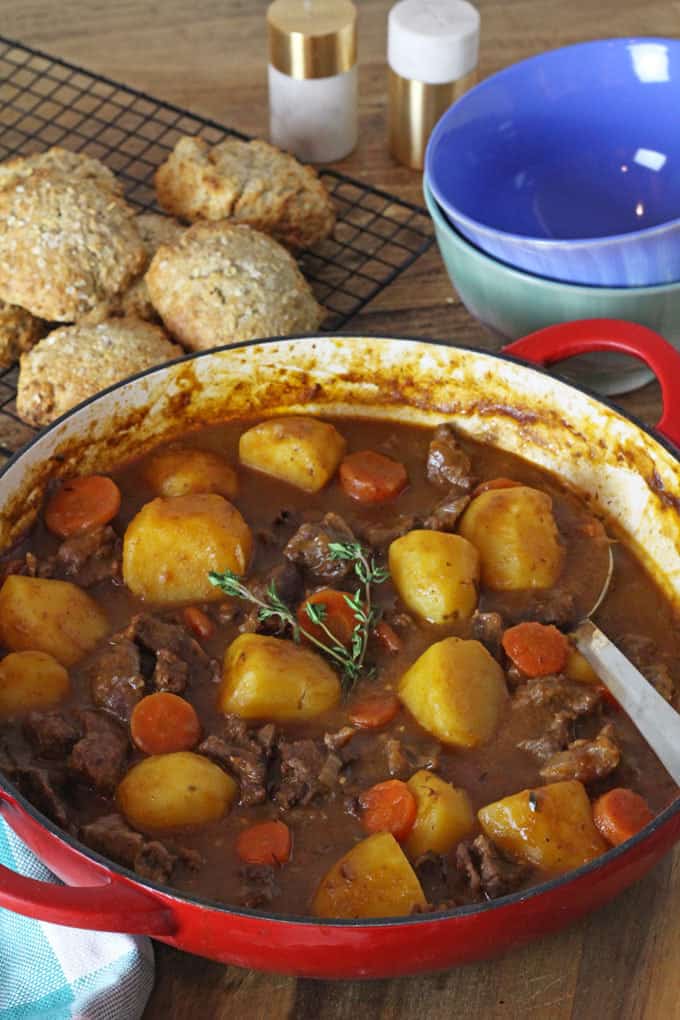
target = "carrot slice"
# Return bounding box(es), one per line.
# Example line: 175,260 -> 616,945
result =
359,779 -> 417,842
236,820 -> 292,866
502,621 -> 569,677
472,477 -> 522,497
373,621 -> 403,655
298,588 -> 357,647
44,475 -> 121,537
349,692 -> 401,729
182,606 -> 215,641
593,788 -> 653,846
339,450 -> 408,503
130,692 -> 201,755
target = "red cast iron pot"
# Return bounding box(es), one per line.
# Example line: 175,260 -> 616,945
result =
0,319 -> 679,978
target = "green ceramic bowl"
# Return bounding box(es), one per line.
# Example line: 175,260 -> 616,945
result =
424,179 -> 680,395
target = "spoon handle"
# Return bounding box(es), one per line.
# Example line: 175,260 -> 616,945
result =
573,619 -> 680,787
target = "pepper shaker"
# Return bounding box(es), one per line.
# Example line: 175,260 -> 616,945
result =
267,0 -> 358,163
388,0 -> 480,170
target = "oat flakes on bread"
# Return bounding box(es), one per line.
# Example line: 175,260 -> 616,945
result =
116,212 -> 186,321
145,221 -> 324,351
0,300 -> 45,371
0,171 -> 146,322
154,136 -> 335,250
0,146 -> 121,194
17,318 -> 182,427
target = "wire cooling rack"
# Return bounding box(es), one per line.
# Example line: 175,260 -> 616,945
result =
0,35 -> 434,458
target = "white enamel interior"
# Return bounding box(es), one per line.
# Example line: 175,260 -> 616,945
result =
1,336 -> 679,607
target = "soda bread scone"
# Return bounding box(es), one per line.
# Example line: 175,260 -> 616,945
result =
116,212 -> 186,321
0,301 -> 45,371
0,147 -> 122,194
154,136 -> 335,250
145,221 -> 325,350
0,171 -> 146,322
16,318 -> 182,426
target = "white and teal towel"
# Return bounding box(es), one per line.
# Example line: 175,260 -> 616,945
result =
0,817 -> 154,1020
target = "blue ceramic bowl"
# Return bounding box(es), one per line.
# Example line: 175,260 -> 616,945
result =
421,178 -> 680,395
426,38 -> 680,287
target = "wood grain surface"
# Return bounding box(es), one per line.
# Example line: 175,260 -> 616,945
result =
1,2 -> 678,1017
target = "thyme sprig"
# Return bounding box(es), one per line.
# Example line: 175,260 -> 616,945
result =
208,540 -> 389,690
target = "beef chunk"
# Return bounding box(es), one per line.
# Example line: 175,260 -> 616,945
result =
256,723 -> 277,753
134,840 -> 177,884
539,724 -> 621,783
80,813 -> 183,885
198,735 -> 268,807
283,512 -> 357,579
423,490 -> 471,532
426,424 -> 474,490
646,662 -> 675,702
522,588 -> 576,628
324,725 -> 357,751
198,714 -> 274,806
55,525 -> 122,587
81,813 -> 144,869
23,711 -> 82,759
125,613 -> 216,682
513,675 -> 601,716
518,711 -> 574,761
414,851 -> 451,907
238,863 -> 278,908
515,675 -> 600,763
68,711 -> 128,795
1,551 -> 55,581
87,637 -> 145,723
317,751 -> 343,789
355,515 -> 419,551
240,561 -> 304,636
152,648 -> 189,694
275,739 -> 326,809
456,835 -> 529,900
620,634 -> 676,702
8,765 -> 69,828
471,610 -> 504,661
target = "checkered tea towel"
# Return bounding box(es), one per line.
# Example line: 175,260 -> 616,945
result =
0,816 -> 154,1020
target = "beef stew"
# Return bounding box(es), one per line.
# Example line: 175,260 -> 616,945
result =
0,416 -> 677,918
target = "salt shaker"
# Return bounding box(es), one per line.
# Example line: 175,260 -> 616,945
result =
388,0 -> 480,170
267,0 -> 358,163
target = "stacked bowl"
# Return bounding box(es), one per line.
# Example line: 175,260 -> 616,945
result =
424,37 -> 680,395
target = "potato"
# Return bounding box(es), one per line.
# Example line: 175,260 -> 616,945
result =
478,780 -> 608,874
398,637 -> 507,748
405,770 -> 475,858
117,751 -> 236,831
312,832 -> 427,919
458,485 -> 563,591
389,530 -> 479,624
219,633 -> 341,722
565,647 -> 599,685
0,575 -> 109,666
123,493 -> 252,604
238,416 -> 346,493
144,445 -> 238,499
0,651 -> 70,717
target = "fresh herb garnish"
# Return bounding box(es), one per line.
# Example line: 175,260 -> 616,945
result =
208,540 -> 389,690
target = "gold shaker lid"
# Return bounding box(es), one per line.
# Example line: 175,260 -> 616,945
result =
268,0 -> 357,80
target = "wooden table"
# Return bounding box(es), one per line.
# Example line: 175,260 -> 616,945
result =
2,1 -> 679,1016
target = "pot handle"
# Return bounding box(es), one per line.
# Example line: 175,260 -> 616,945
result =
502,318 -> 680,449
0,794 -> 176,935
